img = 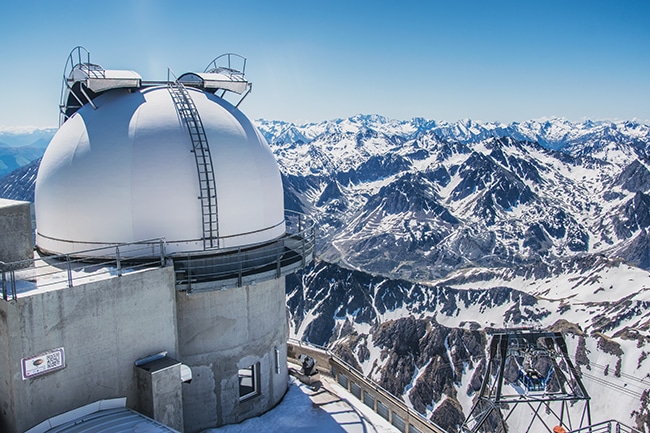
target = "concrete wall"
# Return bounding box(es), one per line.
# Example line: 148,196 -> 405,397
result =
0,266 -> 178,433
0,199 -> 33,265
176,277 -> 288,433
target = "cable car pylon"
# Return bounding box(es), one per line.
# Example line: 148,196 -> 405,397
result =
461,328 -> 591,433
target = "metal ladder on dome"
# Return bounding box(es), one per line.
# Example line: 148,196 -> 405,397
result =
168,81 -> 219,249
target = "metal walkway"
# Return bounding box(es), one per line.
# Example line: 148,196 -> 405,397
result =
59,46 -> 142,126
168,81 -> 219,249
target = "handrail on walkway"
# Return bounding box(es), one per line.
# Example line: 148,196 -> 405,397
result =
173,211 -> 316,291
1,211 -> 316,301
1,239 -> 166,301
287,339 -> 447,433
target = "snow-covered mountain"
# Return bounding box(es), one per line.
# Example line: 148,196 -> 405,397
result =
259,116 -> 650,281
258,115 -> 650,432
2,117 -> 650,431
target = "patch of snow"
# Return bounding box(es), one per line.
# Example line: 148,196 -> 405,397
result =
204,377 -> 398,433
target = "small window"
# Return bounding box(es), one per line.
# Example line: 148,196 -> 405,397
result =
238,363 -> 260,401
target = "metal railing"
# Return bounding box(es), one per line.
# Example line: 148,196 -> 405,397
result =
1,239 -> 166,301
1,212 -> 315,300
204,53 -> 247,77
202,53 -> 252,107
59,46 -> 106,125
567,420 -> 642,433
287,339 -> 447,433
174,211 -> 316,291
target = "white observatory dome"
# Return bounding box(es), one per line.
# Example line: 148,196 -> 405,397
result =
35,86 -> 285,255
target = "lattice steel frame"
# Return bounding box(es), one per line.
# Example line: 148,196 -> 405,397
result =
461,330 -> 591,433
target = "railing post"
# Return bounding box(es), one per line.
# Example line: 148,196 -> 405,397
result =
10,269 -> 17,301
187,254 -> 192,294
66,255 -> 73,288
115,246 -> 122,277
159,239 -> 165,267
237,247 -> 242,287
1,263 -> 6,301
276,241 -> 282,278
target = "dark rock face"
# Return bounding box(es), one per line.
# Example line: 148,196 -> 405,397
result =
613,230 -> 650,269
363,173 -> 458,223
613,192 -> 650,238
466,359 -> 486,396
369,317 -> 485,433
343,153 -> 412,184
373,317 -> 427,397
523,223 -> 552,252
632,390 -> 650,432
617,160 -> 650,192
430,397 -> 466,433
426,165 -> 451,186
282,173 -> 316,213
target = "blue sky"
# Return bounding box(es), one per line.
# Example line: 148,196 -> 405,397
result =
1,0 -> 648,127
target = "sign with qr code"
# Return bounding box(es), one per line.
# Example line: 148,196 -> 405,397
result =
21,348 -> 65,380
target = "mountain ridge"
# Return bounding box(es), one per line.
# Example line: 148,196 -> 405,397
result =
257,115 -> 650,284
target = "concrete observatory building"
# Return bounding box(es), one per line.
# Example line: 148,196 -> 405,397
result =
0,47 -> 314,433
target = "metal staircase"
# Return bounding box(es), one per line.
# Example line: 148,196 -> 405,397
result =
168,81 -> 219,249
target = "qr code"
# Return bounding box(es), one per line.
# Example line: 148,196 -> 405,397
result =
46,352 -> 62,369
